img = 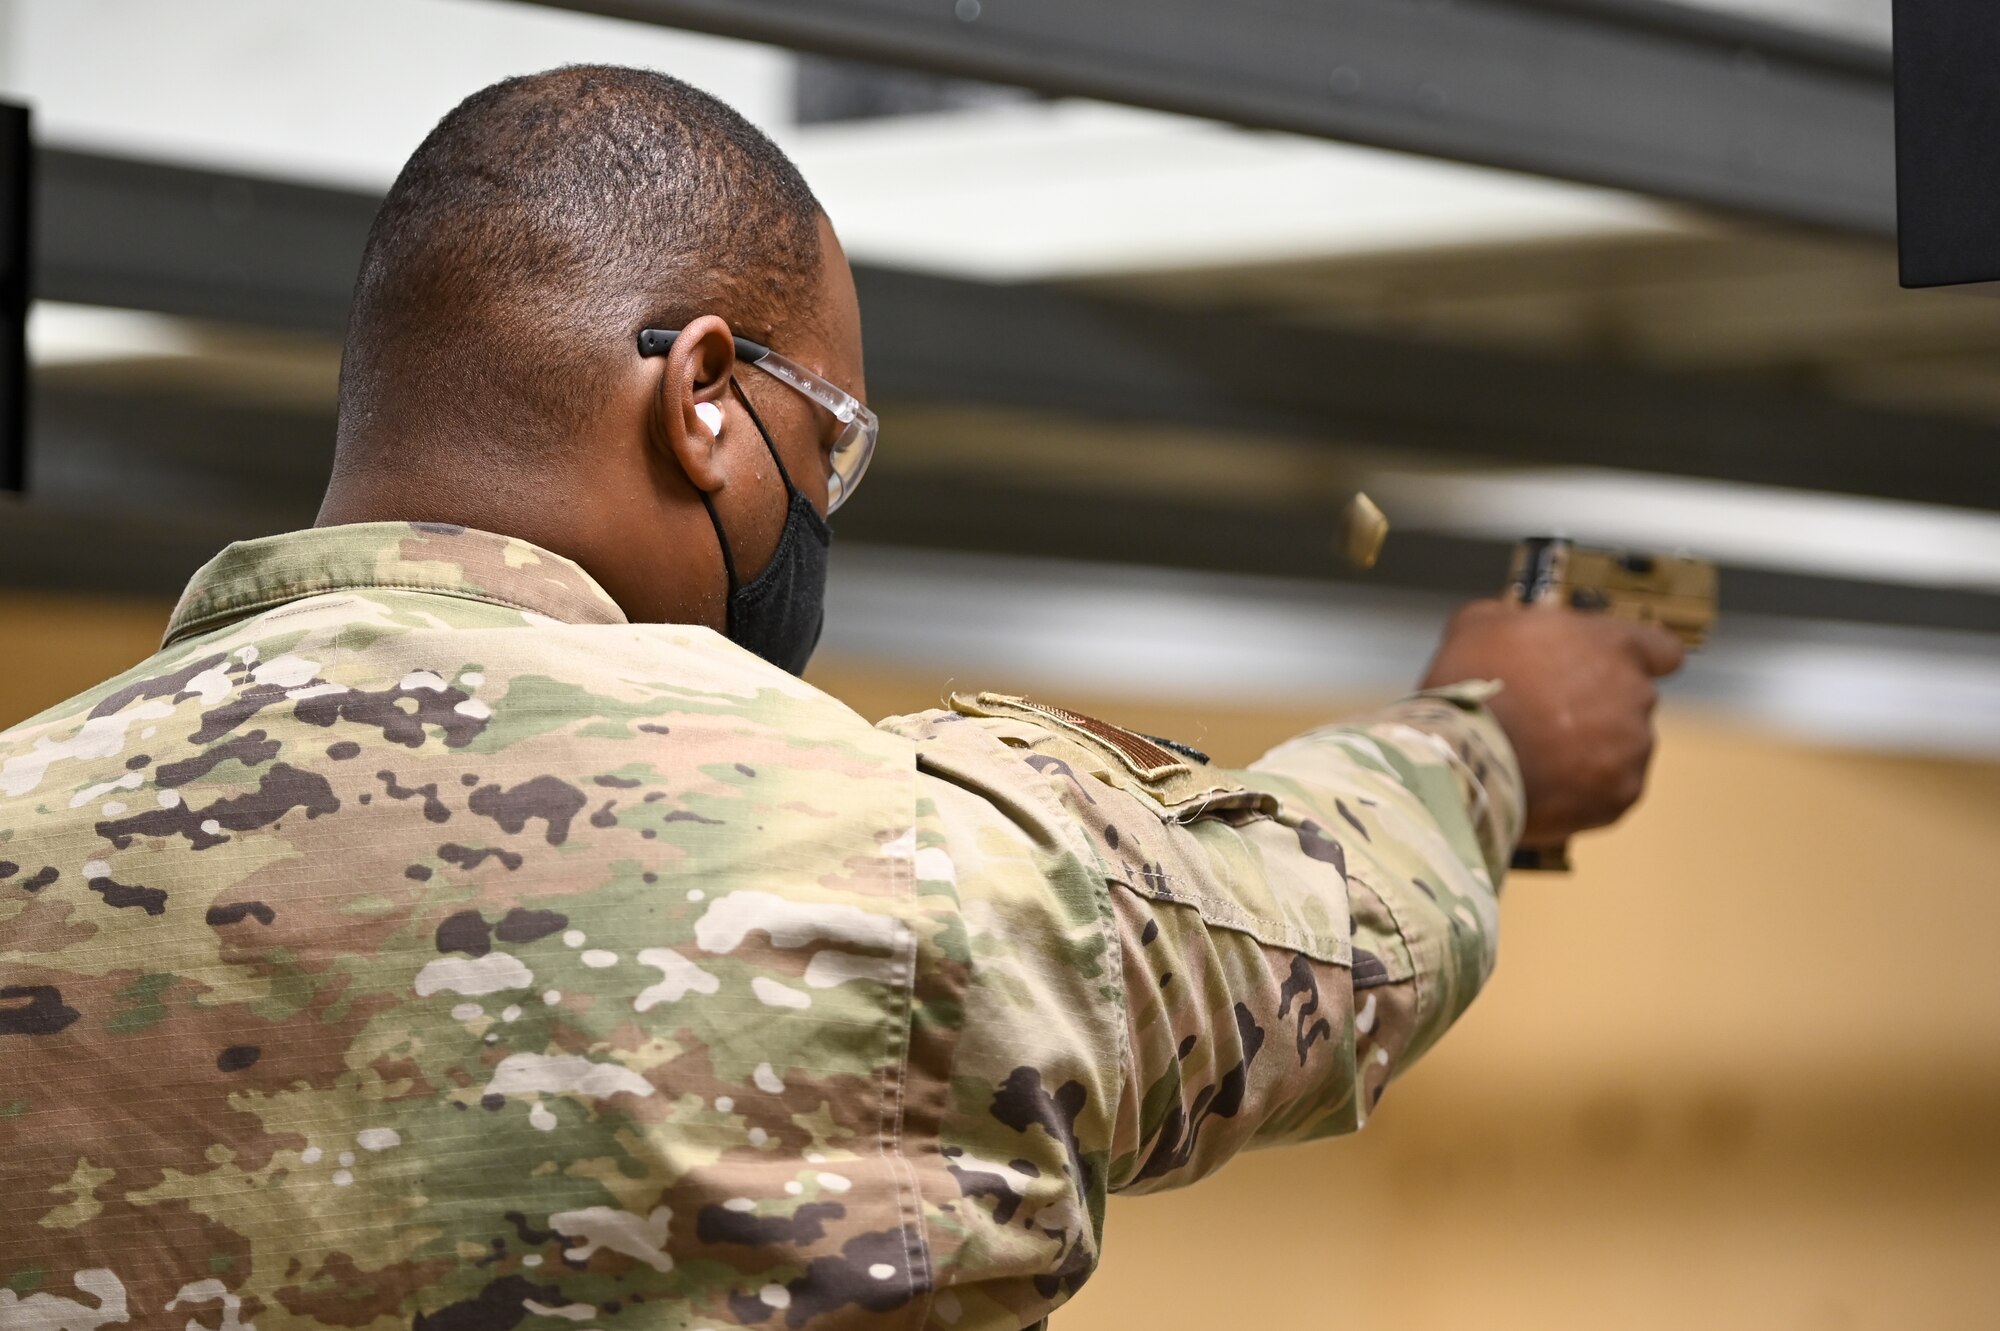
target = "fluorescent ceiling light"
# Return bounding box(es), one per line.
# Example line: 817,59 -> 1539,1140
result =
790,101 -> 1685,280
27,302 -> 205,366
1366,466 -> 2000,593
27,302 -> 342,409
1673,0 -> 1889,44
0,0 -> 791,192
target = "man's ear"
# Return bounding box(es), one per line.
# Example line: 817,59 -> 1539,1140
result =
651,314 -> 739,494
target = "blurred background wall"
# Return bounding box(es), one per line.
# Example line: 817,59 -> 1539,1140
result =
3,0 -> 1998,1327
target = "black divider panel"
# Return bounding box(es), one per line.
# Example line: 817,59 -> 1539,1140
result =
1896,0 -> 2000,288
1,103 -> 29,493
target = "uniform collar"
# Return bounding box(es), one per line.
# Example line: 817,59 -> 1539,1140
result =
164,522 -> 629,647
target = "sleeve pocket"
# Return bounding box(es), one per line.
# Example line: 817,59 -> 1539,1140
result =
948,692 -> 1363,971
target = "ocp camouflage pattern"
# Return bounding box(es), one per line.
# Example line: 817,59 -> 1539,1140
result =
0,523 -> 1523,1330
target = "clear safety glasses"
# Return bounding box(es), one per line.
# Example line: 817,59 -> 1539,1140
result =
638,328 -> 879,514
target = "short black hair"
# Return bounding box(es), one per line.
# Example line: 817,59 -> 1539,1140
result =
336,65 -> 824,468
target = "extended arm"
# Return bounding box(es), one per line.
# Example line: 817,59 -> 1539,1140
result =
878,601 -> 1679,1325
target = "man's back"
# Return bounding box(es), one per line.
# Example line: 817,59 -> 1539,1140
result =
1,523 -> 937,1327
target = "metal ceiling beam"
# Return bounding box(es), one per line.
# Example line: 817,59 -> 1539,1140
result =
31,149 -> 1998,513
35,150 -> 377,334
521,0 -> 1897,235
850,264 -> 2000,513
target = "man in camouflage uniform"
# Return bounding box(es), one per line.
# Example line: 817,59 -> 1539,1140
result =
0,67 -> 1681,1330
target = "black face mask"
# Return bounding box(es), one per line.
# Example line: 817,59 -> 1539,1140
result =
700,384 -> 831,676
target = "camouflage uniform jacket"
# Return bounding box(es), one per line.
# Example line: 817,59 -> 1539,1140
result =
0,522 -> 1523,1331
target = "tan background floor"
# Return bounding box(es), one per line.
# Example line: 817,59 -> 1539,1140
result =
7,592 -> 1998,1331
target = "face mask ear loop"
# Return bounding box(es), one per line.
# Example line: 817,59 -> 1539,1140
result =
664,367 -> 741,605
699,487 -> 742,599
732,376 -> 801,497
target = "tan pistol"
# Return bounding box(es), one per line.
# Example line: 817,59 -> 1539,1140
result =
1505,537 -> 1717,872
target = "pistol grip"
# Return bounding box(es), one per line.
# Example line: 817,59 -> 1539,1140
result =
1511,842 -> 1573,873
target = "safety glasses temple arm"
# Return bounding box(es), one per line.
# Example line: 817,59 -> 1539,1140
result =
635,328 -> 772,364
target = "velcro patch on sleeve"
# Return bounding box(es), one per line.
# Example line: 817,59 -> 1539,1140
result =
948,692 -> 1253,814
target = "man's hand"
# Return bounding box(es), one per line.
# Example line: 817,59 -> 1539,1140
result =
1419,600 -> 1686,849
